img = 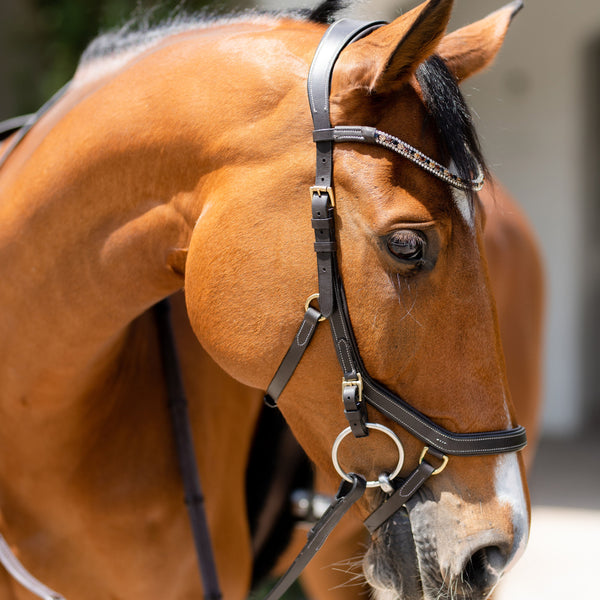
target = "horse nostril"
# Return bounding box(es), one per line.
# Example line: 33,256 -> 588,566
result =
461,546 -> 507,593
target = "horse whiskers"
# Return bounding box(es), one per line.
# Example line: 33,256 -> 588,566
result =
395,274 -> 423,327
322,554 -> 369,591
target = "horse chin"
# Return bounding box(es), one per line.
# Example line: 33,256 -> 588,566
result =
363,509 -> 423,600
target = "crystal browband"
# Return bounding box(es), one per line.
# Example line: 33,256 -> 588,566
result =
312,125 -> 485,192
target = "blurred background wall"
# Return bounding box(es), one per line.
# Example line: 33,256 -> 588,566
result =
1,0 -> 598,439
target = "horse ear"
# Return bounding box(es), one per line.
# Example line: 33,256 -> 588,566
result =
437,1 -> 523,81
333,0 -> 453,95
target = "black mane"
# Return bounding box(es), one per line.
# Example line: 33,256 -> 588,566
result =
307,0 -> 349,24
416,54 -> 487,198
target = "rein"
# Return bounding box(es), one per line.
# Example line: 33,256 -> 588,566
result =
0,18 -> 527,600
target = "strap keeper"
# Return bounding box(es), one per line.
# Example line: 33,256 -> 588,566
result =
342,374 -> 367,437
311,217 -> 334,230
312,128 -> 335,142
314,241 -> 336,253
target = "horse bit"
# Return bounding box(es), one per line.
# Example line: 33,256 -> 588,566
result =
0,18 -> 526,600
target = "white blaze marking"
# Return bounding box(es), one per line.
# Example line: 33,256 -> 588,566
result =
494,453 -> 529,568
448,161 -> 474,227
450,185 -> 474,227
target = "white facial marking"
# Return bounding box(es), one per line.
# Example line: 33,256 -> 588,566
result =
450,185 -> 474,227
494,452 -> 529,568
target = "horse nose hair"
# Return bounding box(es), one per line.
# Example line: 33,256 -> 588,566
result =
457,545 -> 508,596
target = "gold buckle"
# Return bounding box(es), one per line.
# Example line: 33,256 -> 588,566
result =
310,185 -> 335,207
342,372 -> 363,403
304,293 -> 326,322
419,446 -> 449,476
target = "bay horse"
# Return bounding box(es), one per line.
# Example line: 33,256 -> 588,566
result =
0,1 -> 544,599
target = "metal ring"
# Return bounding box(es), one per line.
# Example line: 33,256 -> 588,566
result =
419,446 -> 449,476
331,423 -> 405,488
304,293 -> 326,321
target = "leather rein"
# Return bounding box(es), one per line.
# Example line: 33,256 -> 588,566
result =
0,18 -> 526,600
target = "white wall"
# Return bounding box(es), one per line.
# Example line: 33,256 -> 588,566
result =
447,0 -> 599,435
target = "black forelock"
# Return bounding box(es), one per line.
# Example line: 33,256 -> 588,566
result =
307,0 -> 350,24
416,54 -> 488,200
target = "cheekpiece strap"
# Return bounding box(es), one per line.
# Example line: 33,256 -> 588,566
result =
307,19 -> 386,318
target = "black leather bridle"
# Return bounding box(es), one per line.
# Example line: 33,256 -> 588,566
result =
265,12 -> 526,520
0,18 -> 527,600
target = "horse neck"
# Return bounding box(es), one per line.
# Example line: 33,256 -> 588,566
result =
0,20 -> 310,413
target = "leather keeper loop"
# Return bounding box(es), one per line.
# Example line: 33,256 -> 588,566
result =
311,217 -> 334,230
314,241 -> 336,253
342,382 -> 368,437
312,128 -> 335,142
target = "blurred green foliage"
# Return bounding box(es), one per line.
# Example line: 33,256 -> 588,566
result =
0,0 -> 246,116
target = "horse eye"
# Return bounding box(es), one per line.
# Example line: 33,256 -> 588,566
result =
386,230 -> 426,261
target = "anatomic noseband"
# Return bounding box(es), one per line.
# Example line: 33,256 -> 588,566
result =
265,18 -> 527,538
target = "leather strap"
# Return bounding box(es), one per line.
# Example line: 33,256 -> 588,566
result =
154,299 -> 222,600
327,278 -> 528,454
0,81 -> 70,169
364,457 -> 438,534
307,19 -> 386,318
263,473 -> 366,600
265,307 -> 322,407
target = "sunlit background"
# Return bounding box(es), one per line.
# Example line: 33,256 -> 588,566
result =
1,0 -> 598,598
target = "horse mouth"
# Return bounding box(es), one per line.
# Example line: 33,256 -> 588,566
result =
362,505 -> 506,600
363,508 -> 423,600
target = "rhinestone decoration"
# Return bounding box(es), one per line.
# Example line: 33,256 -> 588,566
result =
373,130 -> 484,192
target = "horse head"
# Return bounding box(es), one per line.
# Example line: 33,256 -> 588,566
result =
184,1 -> 529,598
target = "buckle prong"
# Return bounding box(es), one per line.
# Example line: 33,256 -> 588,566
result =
342,373 -> 363,404
310,185 -> 335,206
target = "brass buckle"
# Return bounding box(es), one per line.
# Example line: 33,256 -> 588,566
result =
310,185 -> 335,207
419,446 -> 449,476
304,293 -> 326,322
342,372 -> 363,404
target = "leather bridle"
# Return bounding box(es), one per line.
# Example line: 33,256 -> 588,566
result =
265,15 -> 526,532
0,18 -> 527,600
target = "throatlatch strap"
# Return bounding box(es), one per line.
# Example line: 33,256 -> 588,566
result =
153,299 -> 222,600
264,307 -> 322,407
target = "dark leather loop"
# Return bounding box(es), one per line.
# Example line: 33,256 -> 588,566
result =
342,384 -> 368,437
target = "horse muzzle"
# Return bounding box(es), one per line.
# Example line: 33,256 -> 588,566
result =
363,491 -> 523,600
